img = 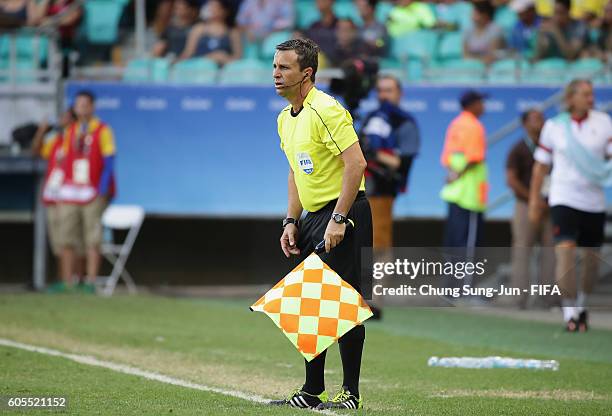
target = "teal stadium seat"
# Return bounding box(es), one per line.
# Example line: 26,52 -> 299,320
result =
391,30 -> 438,61
0,32 -> 50,83
525,58 -> 568,84
379,58 -> 402,69
428,59 -> 485,83
83,0 -> 128,44
296,0 -> 320,29
242,37 -> 260,59
219,59 -> 270,85
494,6 -> 518,34
567,58 -> 606,83
375,1 -> 394,23
487,58 -> 530,84
334,1 -> 362,24
440,1 -> 473,31
436,31 -> 463,61
261,31 -> 293,60
170,58 -> 218,84
123,58 -> 170,83
0,33 -> 49,65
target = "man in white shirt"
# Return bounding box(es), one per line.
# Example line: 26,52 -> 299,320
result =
529,79 -> 612,332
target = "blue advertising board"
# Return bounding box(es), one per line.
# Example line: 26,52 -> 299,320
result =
65,82 -> 612,219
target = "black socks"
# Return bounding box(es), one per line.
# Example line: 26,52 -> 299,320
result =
303,325 -> 366,397
303,349 -> 326,395
338,324 -> 365,397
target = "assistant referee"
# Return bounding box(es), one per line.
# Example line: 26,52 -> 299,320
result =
270,38 -> 372,410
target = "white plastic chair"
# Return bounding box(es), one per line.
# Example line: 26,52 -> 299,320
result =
99,204 -> 144,296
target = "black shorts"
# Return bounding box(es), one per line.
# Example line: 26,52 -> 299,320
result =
296,192 -> 373,295
550,205 -> 606,248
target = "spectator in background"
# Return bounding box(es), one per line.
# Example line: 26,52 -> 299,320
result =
236,0 -> 294,42
152,0 -> 201,58
387,0 -> 436,38
31,0 -> 81,76
508,0 -> 542,57
306,0 -> 339,62
0,0 -> 37,27
180,0 -> 242,64
31,109 -> 86,292
355,0 -> 389,57
327,18 -> 369,66
440,90 -> 489,249
57,91 -> 116,294
587,0 -> 612,58
361,75 -> 420,249
530,79 -> 612,332
463,0 -> 505,64
32,0 -> 81,42
506,109 -> 555,309
535,0 -> 588,60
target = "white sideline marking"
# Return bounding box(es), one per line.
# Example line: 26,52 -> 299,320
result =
0,338 -> 338,415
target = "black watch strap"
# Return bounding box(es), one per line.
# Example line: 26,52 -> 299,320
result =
282,217 -> 298,228
332,213 -> 348,224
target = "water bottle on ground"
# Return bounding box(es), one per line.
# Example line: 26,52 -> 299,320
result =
427,356 -> 559,371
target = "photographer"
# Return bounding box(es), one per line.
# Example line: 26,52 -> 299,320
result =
360,75 -> 420,248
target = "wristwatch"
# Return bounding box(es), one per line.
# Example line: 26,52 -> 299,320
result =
282,217 -> 298,228
331,213 -> 348,224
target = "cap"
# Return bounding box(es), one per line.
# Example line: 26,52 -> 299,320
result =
509,0 -> 535,13
459,90 -> 488,108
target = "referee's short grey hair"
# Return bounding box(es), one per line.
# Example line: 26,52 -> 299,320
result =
276,38 -> 320,83
564,79 -> 592,111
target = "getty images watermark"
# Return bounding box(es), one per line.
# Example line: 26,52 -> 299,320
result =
371,257 -> 559,298
357,247 -> 605,306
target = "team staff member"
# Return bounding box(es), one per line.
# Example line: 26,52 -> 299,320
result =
31,108 -> 85,292
506,109 -> 555,308
440,90 -> 489,249
271,38 -> 372,410
361,74 -> 420,249
530,79 -> 612,332
57,90 -> 116,294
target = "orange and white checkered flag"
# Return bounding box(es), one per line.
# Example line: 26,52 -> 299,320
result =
250,252 -> 373,361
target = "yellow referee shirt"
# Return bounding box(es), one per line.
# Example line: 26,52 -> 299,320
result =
278,87 -> 365,212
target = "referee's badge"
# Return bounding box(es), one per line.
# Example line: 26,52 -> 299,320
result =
297,152 -> 314,175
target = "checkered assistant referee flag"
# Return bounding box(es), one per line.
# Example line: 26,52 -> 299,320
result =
250,252 -> 373,362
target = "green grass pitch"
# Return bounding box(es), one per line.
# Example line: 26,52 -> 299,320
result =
0,294 -> 611,415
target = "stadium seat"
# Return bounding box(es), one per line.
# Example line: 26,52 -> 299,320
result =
406,60 -> 424,82
296,0 -> 320,29
261,31 -> 293,60
524,58 -> 568,84
375,1 -> 394,23
242,37 -> 260,59
494,6 -> 518,34
379,58 -> 402,70
567,58 -> 605,82
123,58 -> 170,83
391,31 -> 439,61
99,204 -> 144,296
123,58 -> 149,82
334,1 -> 362,24
487,58 -> 530,84
436,32 -> 463,62
0,59 -> 40,83
219,59 -> 270,85
445,1 -> 473,31
170,58 -> 218,84
428,59 -> 486,83
0,33 -> 49,65
83,0 -> 127,44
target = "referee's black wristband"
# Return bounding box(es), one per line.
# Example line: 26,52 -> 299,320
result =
282,217 -> 298,229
